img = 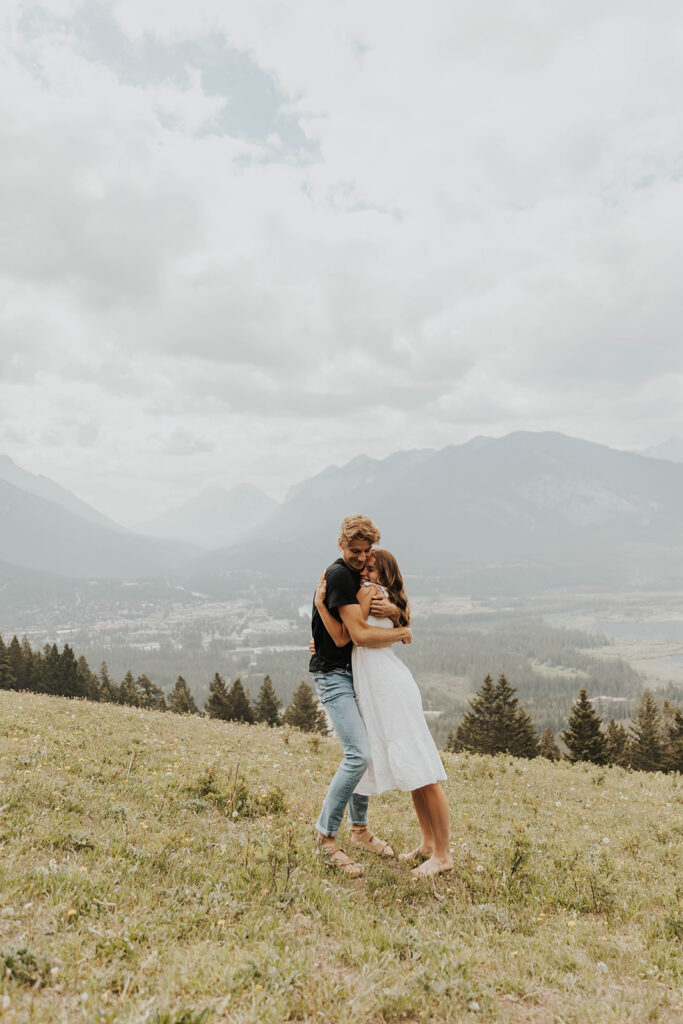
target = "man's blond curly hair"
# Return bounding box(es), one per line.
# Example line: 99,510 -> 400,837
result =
337,514 -> 380,549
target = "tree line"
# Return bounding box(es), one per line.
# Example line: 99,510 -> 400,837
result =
0,635 -> 327,734
3,633 -> 681,768
447,674 -> 683,772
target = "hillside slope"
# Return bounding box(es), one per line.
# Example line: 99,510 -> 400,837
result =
1,691 -> 680,1024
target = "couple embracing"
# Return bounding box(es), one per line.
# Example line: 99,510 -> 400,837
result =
309,514 -> 453,879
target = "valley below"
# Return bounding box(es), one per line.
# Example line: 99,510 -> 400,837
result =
4,583 -> 682,743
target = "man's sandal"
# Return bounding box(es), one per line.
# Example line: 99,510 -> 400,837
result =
316,838 -> 364,877
348,827 -> 395,858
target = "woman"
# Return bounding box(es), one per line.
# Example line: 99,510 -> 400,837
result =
315,549 -> 453,878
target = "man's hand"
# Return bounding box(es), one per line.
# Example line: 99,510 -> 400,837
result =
370,594 -> 400,624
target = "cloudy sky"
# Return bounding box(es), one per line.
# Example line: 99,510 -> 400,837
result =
2,0 -> 682,525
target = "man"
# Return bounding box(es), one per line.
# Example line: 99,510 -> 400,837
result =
310,513 -> 412,876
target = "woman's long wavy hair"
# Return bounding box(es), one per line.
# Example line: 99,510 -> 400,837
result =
372,548 -> 410,627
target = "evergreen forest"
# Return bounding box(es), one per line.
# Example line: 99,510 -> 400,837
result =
1,632 -> 681,772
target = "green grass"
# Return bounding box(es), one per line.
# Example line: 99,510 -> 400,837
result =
0,691 -> 681,1023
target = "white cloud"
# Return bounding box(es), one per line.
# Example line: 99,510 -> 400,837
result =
1,0 -> 683,523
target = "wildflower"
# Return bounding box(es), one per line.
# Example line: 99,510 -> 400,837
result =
602,837 -> 610,845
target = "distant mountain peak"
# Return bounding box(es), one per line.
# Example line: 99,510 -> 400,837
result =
139,482 -> 278,548
641,437 -> 683,463
197,430 -> 683,588
0,454 -> 122,530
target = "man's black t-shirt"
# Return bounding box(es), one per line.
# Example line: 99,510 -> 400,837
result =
308,558 -> 360,673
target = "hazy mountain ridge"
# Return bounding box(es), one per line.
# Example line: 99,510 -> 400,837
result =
191,432 -> 683,589
0,478 -> 198,580
3,432 -> 683,593
138,483 -> 278,548
641,437 -> 683,463
0,455 -> 122,530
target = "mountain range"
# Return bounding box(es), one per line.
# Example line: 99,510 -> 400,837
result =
138,484 -> 277,548
641,437 -> 683,463
2,432 -> 683,595
191,432 -> 683,590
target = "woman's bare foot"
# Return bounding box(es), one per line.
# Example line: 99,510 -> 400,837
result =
398,845 -> 432,862
410,855 -> 454,879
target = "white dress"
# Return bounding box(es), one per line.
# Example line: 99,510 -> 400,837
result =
352,583 -> 447,796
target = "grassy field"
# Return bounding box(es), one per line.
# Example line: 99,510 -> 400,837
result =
0,691 -> 681,1024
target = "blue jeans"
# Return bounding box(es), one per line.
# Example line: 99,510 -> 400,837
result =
312,668 -> 371,837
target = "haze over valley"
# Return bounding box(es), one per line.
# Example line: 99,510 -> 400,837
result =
2,431 -> 682,739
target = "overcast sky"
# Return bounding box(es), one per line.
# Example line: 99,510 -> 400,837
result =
2,0 -> 682,525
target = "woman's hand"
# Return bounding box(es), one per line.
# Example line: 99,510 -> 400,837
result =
314,573 -> 327,610
308,638 -> 316,655
401,628 -> 413,645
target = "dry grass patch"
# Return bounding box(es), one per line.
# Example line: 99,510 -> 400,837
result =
0,691 -> 681,1023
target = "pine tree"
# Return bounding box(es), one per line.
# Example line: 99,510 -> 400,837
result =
283,681 -> 328,734
19,637 -> 35,691
98,662 -> 118,703
629,690 -> 665,772
0,636 -> 15,691
448,674 -> 497,753
57,645 -> 80,698
539,726 -> 561,761
562,688 -> 606,765
76,655 -> 100,701
254,675 -> 281,726
448,673 -> 538,758
604,718 -> 630,767
135,674 -> 167,711
225,678 -> 254,724
40,643 -> 61,695
168,676 -> 198,715
662,702 -> 683,773
118,670 -> 140,707
8,637 -> 28,691
500,675 -> 539,758
205,673 -> 232,720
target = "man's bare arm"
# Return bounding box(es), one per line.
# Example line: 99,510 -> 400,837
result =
370,594 -> 401,623
339,604 -> 412,648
